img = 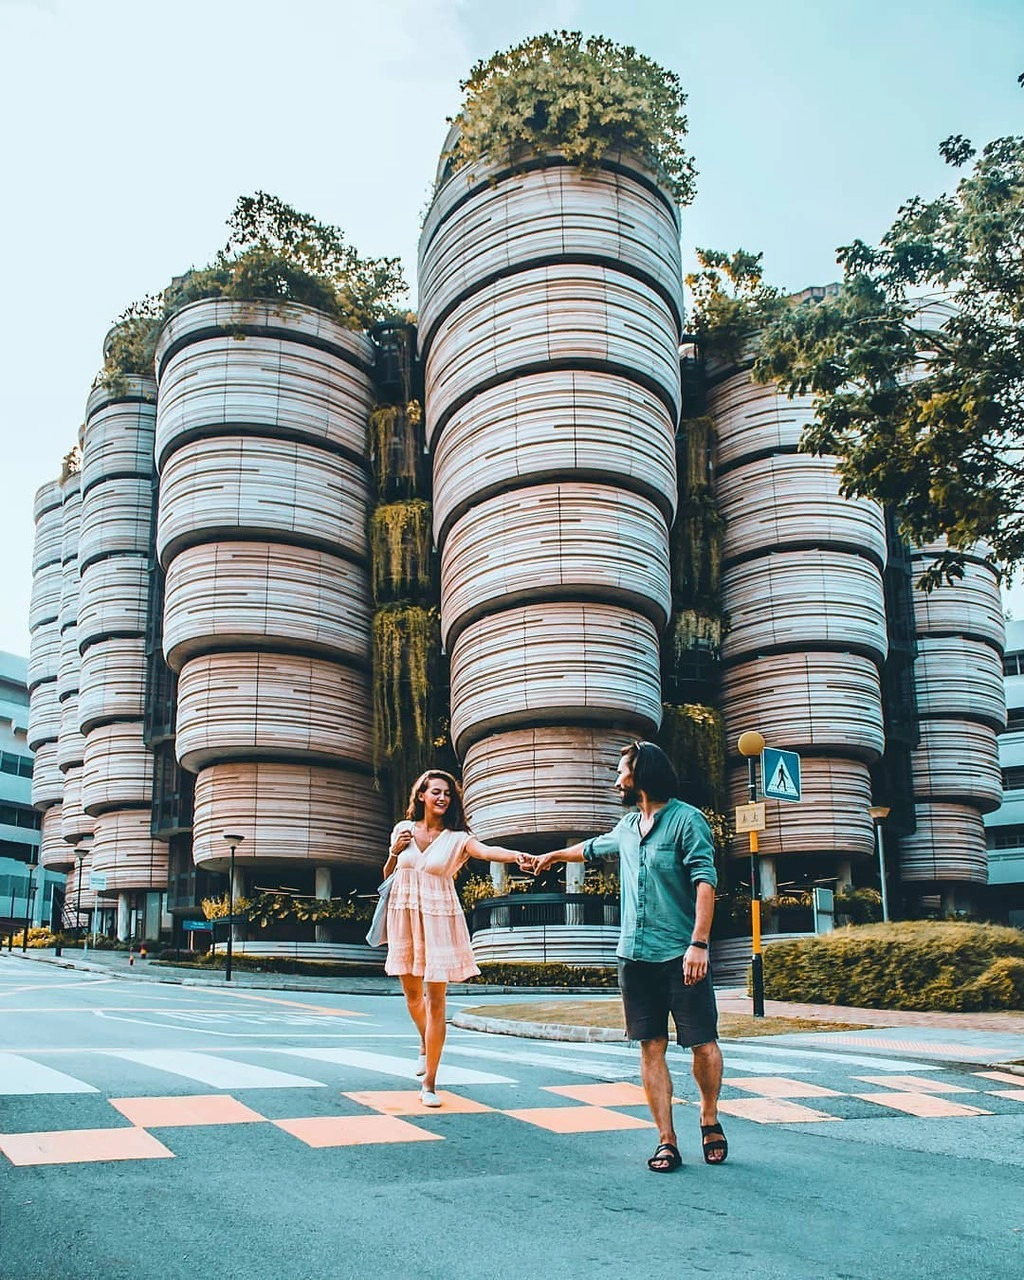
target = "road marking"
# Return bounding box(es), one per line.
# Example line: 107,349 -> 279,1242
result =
0,1127 -> 174,1166
723,1077 -> 844,1099
274,1114 -> 443,1148
503,1106 -> 654,1134
855,1092 -> 993,1118
109,1095 -> 268,1127
443,1041 -> 637,1079
273,1046 -> 514,1084
0,1053 -> 98,1094
100,1050 -> 326,1089
853,1074 -> 977,1094
718,1097 -> 841,1124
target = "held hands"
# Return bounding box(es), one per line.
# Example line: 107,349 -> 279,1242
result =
516,852 -> 557,875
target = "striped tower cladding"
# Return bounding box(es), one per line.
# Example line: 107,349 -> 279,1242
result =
153,299 -> 385,881
78,377 -> 166,899
900,540 -> 1004,890
706,357 -> 888,869
418,141 -> 681,844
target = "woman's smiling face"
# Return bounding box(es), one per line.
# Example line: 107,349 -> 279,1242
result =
420,777 -> 451,818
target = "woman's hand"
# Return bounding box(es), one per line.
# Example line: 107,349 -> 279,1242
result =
390,827 -> 414,857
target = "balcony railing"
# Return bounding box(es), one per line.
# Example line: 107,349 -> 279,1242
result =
468,893 -> 619,935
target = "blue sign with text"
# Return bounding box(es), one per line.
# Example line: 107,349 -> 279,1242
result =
762,748 -> 802,802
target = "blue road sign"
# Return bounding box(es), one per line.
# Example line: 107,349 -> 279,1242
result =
762,747 -> 802,802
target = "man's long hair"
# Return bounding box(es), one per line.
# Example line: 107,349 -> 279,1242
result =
404,769 -> 466,830
622,741 -> 679,803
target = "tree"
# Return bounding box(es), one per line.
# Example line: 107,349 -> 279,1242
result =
754,114 -> 1024,586
445,31 -> 697,204
685,248 -> 785,361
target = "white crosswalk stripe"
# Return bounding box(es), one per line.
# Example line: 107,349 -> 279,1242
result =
101,1050 -> 327,1089
0,1052 -> 99,1095
272,1046 -> 514,1084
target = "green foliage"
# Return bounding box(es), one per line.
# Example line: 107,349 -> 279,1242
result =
99,192 -> 407,390
581,869 -> 619,898
458,874 -> 498,911
243,891 -> 374,928
670,417 -> 724,612
372,604 -> 455,819
369,401 -> 425,497
658,702 -> 727,813
445,31 -> 696,204
834,887 -> 883,925
755,122 -> 1024,582
370,499 -> 434,605
762,921 -> 1024,1011
468,962 -> 617,988
686,248 -> 785,363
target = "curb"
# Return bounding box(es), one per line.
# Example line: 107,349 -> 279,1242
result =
451,1012 -> 625,1043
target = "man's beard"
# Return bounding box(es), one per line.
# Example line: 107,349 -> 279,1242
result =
618,785 -> 639,808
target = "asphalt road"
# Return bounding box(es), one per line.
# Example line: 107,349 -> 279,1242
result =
1,955 -> 1022,1280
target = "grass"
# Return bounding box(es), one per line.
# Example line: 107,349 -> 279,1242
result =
462,1000 -> 870,1038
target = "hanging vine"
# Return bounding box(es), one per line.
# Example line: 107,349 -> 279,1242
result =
369,401 -> 425,498
658,703 -> 727,816
370,499 -> 434,605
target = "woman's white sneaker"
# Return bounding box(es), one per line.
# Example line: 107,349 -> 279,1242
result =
416,1053 -> 427,1077
419,1088 -> 442,1108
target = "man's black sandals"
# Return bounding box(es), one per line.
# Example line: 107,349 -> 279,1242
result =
647,1142 -> 682,1173
701,1123 -> 728,1164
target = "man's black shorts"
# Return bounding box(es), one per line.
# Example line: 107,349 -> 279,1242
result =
618,956 -> 719,1047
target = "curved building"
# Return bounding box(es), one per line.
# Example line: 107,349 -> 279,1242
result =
420,142 -> 680,852
708,360 -> 887,889
78,377 -> 166,938
154,298 -> 385,906
900,542 -> 1005,906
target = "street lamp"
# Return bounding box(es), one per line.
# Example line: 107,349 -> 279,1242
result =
737,730 -> 766,1018
221,833 -> 244,982
868,806 -> 891,923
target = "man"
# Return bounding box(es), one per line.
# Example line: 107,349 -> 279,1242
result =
526,740 -> 727,1173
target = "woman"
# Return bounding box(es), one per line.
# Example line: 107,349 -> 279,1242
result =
383,768 -> 525,1107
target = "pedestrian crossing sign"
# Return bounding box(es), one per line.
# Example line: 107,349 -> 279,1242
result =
762,747 -> 801,802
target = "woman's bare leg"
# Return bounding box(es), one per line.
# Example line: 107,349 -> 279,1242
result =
422,981 -> 448,1092
399,974 -> 427,1054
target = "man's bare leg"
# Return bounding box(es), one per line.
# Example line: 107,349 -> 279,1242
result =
692,1039 -> 727,1162
640,1036 -> 679,1167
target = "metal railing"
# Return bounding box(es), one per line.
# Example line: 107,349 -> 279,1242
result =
468,893 -> 619,935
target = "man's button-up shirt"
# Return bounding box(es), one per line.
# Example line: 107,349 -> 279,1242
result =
582,798 -> 717,963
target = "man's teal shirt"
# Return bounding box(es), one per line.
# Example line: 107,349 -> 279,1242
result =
582,798 -> 718,963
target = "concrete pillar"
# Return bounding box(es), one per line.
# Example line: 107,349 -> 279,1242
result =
490,861 -> 508,894
116,892 -> 130,942
758,856 -> 778,898
231,865 -> 245,947
564,859 -> 585,925
835,860 -> 854,893
315,866 -> 332,942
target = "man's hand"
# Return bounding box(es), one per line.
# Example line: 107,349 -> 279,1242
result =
683,944 -> 709,985
516,853 -> 539,874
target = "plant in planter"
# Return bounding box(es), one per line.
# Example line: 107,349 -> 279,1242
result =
445,30 -> 697,204
99,192 -> 407,391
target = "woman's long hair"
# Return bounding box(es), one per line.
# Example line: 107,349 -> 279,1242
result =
405,769 -> 466,830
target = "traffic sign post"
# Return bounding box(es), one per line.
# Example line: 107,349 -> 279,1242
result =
736,731 -> 767,1018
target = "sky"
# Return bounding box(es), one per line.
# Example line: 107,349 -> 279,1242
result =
1,0 -> 1022,656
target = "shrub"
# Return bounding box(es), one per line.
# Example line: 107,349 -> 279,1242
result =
761,921 -> 1024,1011
468,963 -> 616,988
445,31 -> 696,204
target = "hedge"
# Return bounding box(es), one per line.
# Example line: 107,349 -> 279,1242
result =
761,921 -> 1024,1012
468,963 -> 617,988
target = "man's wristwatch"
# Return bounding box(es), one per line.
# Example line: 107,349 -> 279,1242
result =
689,940 -> 709,950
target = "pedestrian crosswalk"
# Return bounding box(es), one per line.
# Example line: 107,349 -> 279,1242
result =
1,1035 -> 1022,1168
